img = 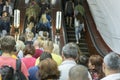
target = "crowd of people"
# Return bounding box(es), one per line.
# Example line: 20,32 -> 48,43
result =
25,0 -> 52,37
64,0 -> 86,44
0,35 -> 120,80
0,0 -> 120,80
0,0 -> 15,37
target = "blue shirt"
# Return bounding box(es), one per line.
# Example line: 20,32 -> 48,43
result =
28,66 -> 39,80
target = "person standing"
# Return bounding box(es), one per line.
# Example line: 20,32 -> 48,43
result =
58,42 -> 79,80
0,36 -> 29,79
65,0 -> 74,27
101,52 -> 120,80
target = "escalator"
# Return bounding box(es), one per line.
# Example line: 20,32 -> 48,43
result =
61,0 -> 111,57
10,0 -> 26,34
61,1 -> 89,56
65,24 -> 89,56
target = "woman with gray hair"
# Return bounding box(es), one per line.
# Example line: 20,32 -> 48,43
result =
101,52 -> 120,80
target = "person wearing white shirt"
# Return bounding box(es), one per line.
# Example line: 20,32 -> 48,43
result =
101,52 -> 120,80
58,43 -> 79,80
3,0 -> 12,16
74,13 -> 85,44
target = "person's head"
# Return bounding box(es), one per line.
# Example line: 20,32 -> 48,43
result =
0,36 -> 16,53
39,52 -> 52,61
43,40 -> 54,53
16,40 -> 25,52
33,40 -> 40,48
88,55 -> 103,70
69,65 -> 89,80
62,42 -> 79,60
38,58 -> 60,80
78,55 -> 89,67
19,34 -> 26,43
88,55 -> 104,79
43,31 -> 49,39
23,44 -> 35,56
2,11 -> 8,17
103,52 -> 120,76
26,32 -> 34,41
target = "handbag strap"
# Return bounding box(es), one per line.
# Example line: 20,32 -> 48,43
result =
16,58 -> 21,71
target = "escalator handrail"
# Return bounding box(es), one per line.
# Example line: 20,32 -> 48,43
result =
60,1 -> 68,44
84,14 -> 105,57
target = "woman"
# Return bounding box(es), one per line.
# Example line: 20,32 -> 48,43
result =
38,58 -> 60,80
88,55 -> 104,80
21,44 -> 36,70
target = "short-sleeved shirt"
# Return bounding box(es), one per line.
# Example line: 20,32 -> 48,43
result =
35,53 -> 62,66
0,56 -> 29,78
58,60 -> 77,80
21,57 -> 36,69
28,66 -> 39,80
21,57 -> 36,70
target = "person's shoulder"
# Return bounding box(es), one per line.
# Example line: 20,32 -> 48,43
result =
51,53 -> 62,59
28,66 -> 38,72
0,56 -> 16,60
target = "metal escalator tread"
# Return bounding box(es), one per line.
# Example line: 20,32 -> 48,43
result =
66,25 -> 89,56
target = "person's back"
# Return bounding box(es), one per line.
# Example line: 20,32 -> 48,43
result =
59,42 -> 79,80
21,45 -> 36,70
75,4 -> 85,16
0,36 -> 29,79
33,39 -> 43,58
65,0 -> 74,27
28,52 -> 53,80
1,11 -> 10,33
0,65 -> 14,80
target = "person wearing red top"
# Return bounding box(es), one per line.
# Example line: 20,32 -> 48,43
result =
33,39 -> 43,58
22,44 -> 36,69
0,36 -> 29,79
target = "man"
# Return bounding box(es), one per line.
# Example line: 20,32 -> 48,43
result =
69,65 -> 89,80
101,52 -> 120,80
58,42 -> 79,80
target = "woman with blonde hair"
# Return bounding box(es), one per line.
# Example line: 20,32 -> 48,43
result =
37,13 -> 51,32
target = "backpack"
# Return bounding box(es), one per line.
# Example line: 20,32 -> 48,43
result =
0,59 -> 27,80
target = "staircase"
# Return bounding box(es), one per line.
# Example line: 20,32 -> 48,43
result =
66,26 -> 89,56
